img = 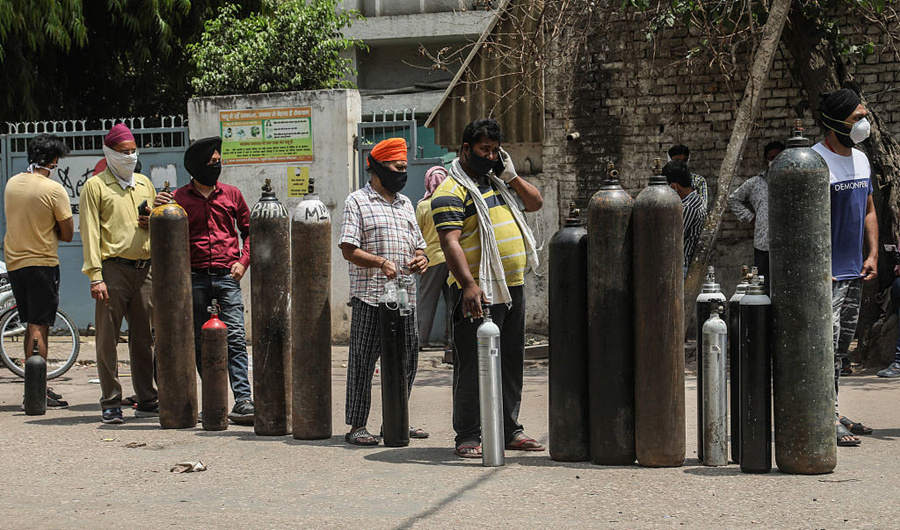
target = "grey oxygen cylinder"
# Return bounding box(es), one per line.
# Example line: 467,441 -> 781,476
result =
701,305 -> 728,466
478,306 -> 504,467
769,121 -> 836,474
695,266 -> 726,463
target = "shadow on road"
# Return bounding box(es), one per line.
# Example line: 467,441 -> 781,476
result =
683,465 -> 750,477
24,414 -> 105,426
866,427 -> 900,440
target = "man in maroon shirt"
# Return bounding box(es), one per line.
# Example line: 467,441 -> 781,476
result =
155,136 -> 254,424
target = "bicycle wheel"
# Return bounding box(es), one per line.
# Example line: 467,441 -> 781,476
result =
0,309 -> 80,379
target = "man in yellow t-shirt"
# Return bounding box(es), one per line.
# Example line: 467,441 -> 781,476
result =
415,165 -> 451,350
3,133 -> 74,408
431,118 -> 545,458
79,124 -> 158,424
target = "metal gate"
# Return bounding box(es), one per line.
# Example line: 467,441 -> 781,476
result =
1,117 -> 190,330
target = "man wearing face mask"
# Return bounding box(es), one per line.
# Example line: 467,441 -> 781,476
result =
727,140 -> 785,285
80,124 -> 158,424
339,138 -> 429,446
431,118 -> 544,458
4,133 -> 74,408
811,87 -> 878,446
154,137 -> 254,425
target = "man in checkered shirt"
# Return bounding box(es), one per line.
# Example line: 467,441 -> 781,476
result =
339,138 -> 429,446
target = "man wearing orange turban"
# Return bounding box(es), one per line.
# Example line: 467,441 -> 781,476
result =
339,138 -> 429,445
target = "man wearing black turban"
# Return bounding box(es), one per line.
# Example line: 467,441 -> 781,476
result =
155,137 -> 255,425
811,88 -> 877,446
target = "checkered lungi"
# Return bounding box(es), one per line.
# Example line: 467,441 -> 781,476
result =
345,297 -> 419,427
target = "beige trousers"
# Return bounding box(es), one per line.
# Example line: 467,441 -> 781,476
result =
95,260 -> 157,409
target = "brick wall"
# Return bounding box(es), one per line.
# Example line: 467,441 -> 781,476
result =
546,9 -> 900,291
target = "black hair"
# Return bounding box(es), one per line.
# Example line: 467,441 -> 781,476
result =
461,118 -> 502,149
668,144 -> 690,158
663,160 -> 692,188
27,133 -> 69,165
763,140 -> 785,159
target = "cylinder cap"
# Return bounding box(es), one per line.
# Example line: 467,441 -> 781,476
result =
785,119 -> 811,149
258,178 -> 278,202
648,157 -> 666,185
564,202 -> 584,226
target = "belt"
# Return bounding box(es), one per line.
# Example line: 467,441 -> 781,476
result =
192,267 -> 231,275
105,257 -> 151,269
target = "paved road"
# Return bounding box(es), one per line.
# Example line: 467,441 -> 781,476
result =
0,343 -> 897,528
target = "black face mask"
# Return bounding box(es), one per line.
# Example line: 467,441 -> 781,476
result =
369,155 -> 407,193
465,147 -> 496,178
193,162 -> 221,186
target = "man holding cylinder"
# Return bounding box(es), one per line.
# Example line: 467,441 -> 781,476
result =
154,137 -> 254,425
339,138 -> 429,446
432,118 -> 544,458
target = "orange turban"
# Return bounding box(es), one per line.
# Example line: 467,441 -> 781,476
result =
368,138 -> 408,166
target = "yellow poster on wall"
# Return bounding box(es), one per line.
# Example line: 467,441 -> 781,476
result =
287,166 -> 310,197
219,107 -> 313,165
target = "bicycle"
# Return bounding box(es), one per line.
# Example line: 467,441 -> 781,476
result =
0,271 -> 80,379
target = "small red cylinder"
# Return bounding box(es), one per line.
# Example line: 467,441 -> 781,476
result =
201,311 -> 229,431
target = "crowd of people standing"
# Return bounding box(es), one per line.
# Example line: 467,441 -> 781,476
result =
3,91 -> 898,455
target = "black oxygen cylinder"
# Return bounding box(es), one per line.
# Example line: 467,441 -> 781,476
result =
379,302 -> 410,447
633,159 -> 685,468
150,182 -> 198,429
250,179 -> 292,436
769,121 -> 836,474
549,204 -> 589,462
23,340 -> 46,416
586,163 -> 635,465
695,266 -> 726,464
728,265 -> 751,464
291,181 -> 333,440
739,277 -> 771,474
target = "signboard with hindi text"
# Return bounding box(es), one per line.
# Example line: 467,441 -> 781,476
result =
219,107 -> 313,165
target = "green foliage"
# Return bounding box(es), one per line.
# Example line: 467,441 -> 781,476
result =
188,1 -> 362,96
0,0 -> 264,121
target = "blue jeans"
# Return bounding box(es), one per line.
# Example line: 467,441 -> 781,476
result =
191,271 -> 252,401
894,276 -> 900,363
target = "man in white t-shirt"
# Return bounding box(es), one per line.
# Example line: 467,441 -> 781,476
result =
811,88 -> 878,446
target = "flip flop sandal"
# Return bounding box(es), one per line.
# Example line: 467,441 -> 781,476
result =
506,434 -> 545,451
455,442 -> 482,458
345,428 -> 379,446
410,427 -> 430,439
836,423 -> 861,447
840,416 -> 874,435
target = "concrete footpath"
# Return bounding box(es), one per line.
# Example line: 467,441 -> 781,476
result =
1,341 -> 898,528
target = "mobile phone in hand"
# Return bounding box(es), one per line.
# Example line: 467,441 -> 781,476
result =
137,200 -> 149,216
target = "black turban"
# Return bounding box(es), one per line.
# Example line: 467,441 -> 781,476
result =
184,136 -> 222,177
819,88 -> 860,124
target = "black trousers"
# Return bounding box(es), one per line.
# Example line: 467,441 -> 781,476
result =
451,284 -> 525,446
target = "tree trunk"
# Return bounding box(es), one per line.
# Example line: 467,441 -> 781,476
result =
782,7 -> 900,369
683,0 -> 793,336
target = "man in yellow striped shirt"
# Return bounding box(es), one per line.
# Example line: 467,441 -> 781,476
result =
432,118 -> 545,458
79,124 -> 158,424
